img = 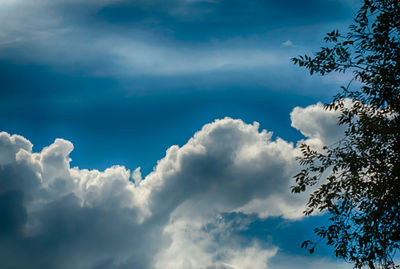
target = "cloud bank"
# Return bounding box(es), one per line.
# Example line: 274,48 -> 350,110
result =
0,102 -> 346,269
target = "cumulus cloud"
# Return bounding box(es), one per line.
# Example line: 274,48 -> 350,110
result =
290,101 -> 346,148
0,102 -> 346,269
155,215 -> 278,269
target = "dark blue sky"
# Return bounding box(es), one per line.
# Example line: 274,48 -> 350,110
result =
0,1 -> 360,268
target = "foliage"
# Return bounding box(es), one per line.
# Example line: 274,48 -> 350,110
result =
291,0 -> 400,268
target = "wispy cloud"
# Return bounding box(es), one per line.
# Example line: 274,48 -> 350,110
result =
282,40 -> 294,47
0,0 -> 353,77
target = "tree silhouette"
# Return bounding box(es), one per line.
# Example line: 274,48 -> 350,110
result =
291,0 -> 400,268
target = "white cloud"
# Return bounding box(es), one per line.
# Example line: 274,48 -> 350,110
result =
282,40 -> 294,47
112,40 -> 282,75
290,101 -> 346,148
155,215 -> 277,269
0,102 -> 347,269
0,132 -> 32,165
0,0 -> 290,76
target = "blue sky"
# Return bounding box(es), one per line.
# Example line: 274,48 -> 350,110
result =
0,1 -> 360,268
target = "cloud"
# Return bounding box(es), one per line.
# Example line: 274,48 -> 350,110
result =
112,41 -> 282,75
0,0 -> 351,76
155,215 -> 278,269
282,40 -> 294,47
290,101 -> 346,147
0,0 -> 287,76
0,102 -> 347,269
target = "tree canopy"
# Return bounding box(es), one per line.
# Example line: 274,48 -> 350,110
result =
291,0 -> 400,268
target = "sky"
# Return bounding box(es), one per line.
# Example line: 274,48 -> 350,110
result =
0,0 -> 361,268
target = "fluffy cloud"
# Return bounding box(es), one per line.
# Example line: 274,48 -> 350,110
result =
0,102 -> 346,269
290,101 -> 346,147
155,215 -> 278,269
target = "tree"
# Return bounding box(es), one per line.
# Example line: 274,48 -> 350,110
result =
291,0 -> 400,268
